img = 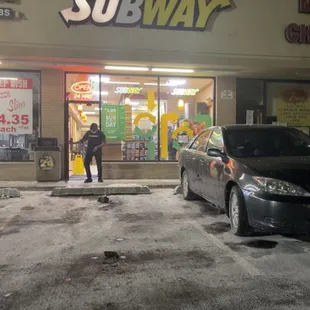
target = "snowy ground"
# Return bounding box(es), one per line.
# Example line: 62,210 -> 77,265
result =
1,189 -> 310,309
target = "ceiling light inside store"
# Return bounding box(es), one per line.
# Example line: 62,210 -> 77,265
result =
0,77 -> 18,80
105,66 -> 149,71
144,80 -> 186,87
106,81 -> 140,85
84,111 -> 96,115
152,68 -> 194,73
94,91 -> 109,96
166,79 -> 186,86
125,97 -> 131,105
101,77 -> 110,83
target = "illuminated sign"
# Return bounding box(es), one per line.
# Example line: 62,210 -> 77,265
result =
71,81 -> 94,100
171,88 -> 199,96
115,87 -> 143,94
59,0 -> 232,31
285,1 -> 310,44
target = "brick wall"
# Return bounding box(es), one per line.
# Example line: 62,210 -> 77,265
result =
41,69 -> 65,178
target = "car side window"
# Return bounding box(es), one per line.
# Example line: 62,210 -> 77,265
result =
207,128 -> 224,151
190,130 -> 212,151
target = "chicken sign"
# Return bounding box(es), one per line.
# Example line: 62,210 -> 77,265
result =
59,0 -> 232,31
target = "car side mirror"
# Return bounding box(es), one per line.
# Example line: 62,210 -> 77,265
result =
207,148 -> 228,162
207,148 -> 223,157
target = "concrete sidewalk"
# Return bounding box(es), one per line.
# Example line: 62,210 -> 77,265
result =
0,179 -> 179,191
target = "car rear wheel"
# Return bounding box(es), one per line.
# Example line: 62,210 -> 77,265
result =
181,170 -> 196,200
229,186 -> 252,236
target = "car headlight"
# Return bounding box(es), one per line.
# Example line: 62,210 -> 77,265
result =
252,177 -> 310,197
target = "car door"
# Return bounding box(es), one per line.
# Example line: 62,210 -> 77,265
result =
183,131 -> 212,195
192,130 -> 212,195
201,128 -> 225,205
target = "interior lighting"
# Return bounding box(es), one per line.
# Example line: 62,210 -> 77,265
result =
106,81 -> 140,85
178,99 -> 185,110
0,77 -> 18,80
125,97 -> 131,105
77,105 -> 83,114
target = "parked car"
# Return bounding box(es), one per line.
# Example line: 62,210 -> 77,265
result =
178,125 -> 310,236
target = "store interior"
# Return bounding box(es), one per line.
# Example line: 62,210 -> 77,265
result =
67,75 -> 214,178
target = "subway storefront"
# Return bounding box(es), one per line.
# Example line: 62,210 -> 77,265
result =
0,0 -> 309,181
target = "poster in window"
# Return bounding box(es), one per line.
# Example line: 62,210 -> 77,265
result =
101,105 -> 126,141
0,79 -> 33,134
276,87 -> 310,126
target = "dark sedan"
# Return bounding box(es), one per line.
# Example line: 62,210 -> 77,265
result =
178,125 -> 310,236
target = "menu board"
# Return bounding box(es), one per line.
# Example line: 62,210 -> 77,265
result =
101,105 -> 125,141
276,87 -> 310,126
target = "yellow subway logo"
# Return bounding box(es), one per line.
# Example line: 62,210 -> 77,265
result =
60,0 -> 232,31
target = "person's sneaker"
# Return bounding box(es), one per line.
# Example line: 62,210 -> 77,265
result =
84,178 -> 93,183
98,178 -> 103,183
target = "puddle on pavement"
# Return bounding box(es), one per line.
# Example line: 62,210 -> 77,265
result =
244,240 -> 278,249
203,222 -> 231,234
225,239 -> 279,253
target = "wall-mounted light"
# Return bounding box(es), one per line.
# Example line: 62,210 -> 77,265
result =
125,97 -> 131,105
105,66 -> 149,71
178,99 -> 184,111
152,68 -> 194,73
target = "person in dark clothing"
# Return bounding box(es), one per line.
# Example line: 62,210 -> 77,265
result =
73,123 -> 106,183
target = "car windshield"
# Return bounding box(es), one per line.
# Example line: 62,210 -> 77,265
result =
224,128 -> 310,158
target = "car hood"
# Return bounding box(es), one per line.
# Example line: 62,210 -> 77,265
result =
237,157 -> 310,188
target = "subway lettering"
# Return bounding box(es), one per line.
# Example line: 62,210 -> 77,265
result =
59,0 -> 232,30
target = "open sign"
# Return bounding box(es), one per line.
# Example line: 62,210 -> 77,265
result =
71,81 -> 93,94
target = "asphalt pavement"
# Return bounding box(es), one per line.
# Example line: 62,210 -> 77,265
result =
1,189 -> 310,310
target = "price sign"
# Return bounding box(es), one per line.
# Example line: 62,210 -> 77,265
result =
0,79 -> 33,134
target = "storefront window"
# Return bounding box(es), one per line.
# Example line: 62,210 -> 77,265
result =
100,75 -> 159,161
66,74 -> 214,164
0,71 -> 40,162
159,77 -> 214,161
266,82 -> 310,135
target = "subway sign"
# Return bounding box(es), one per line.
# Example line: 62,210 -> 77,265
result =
59,0 -> 232,31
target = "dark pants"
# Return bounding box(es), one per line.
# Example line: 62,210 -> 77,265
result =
84,150 -> 102,179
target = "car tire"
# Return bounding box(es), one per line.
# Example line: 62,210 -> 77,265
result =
229,185 -> 252,236
181,170 -> 196,200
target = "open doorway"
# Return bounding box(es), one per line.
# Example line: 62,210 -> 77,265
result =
68,103 -> 100,180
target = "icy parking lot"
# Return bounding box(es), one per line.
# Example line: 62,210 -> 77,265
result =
1,189 -> 310,309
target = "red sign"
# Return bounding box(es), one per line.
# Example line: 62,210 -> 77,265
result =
282,88 -> 308,103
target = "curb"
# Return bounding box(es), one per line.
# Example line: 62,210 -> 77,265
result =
1,184 -> 179,192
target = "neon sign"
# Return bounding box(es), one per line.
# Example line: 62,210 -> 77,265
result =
71,81 -> 94,100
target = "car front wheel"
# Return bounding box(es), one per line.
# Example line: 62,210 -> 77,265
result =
229,186 -> 252,236
181,170 -> 196,200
